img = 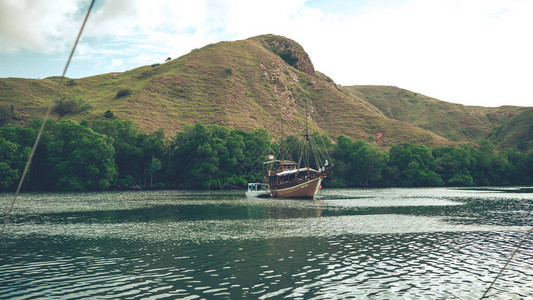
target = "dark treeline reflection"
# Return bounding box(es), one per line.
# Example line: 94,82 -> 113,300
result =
1,119 -> 532,191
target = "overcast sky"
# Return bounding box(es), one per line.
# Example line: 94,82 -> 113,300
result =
0,0 -> 531,107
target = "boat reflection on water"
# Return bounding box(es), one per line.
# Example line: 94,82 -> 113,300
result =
247,200 -> 323,219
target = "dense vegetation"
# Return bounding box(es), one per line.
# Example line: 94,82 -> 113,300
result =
4,35 -> 531,152
329,137 -> 533,187
0,120 -> 532,192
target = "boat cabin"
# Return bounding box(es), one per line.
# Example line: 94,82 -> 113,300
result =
246,182 -> 271,198
247,182 -> 270,192
277,160 -> 298,172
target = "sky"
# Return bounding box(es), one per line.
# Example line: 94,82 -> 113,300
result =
0,0 -> 531,107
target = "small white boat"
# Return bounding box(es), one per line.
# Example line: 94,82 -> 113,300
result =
246,183 -> 271,198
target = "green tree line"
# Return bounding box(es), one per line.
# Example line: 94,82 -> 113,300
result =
328,136 -> 533,187
0,120 -> 531,191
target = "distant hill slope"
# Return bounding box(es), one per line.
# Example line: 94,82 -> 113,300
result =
342,85 -> 523,144
488,107 -> 533,152
0,34 -> 530,150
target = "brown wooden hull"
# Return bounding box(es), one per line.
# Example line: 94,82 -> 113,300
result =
271,177 -> 322,199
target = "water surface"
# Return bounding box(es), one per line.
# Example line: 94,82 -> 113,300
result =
1,188 -> 531,299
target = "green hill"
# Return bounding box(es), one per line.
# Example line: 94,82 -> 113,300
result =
0,34 -> 530,150
342,85 -> 523,144
488,107 -> 533,152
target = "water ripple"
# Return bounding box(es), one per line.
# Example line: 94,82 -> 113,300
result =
0,188 -> 531,299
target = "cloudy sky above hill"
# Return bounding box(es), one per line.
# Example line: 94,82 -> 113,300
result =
0,0 -> 531,107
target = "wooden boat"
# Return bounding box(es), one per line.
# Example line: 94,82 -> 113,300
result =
258,100 -> 333,199
265,160 -> 331,199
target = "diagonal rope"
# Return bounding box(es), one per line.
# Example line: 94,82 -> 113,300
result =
310,137 -> 325,168
480,226 -> 532,299
0,0 -> 96,240
318,134 -> 332,163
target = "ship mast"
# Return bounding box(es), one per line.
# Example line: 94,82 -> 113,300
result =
305,98 -> 310,177
281,115 -> 284,169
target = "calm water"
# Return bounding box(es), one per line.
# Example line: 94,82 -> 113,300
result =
0,188 -> 531,299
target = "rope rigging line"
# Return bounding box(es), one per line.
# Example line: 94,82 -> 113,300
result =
480,226 -> 532,299
310,137 -> 326,168
296,138 -> 304,171
284,137 -> 295,162
318,134 -> 332,163
0,0 -> 96,240
310,139 -> 321,170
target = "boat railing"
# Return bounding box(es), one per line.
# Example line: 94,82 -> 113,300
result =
276,175 -> 319,190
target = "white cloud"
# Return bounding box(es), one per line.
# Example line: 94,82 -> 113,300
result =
0,0 -> 84,53
298,0 -> 533,106
85,0 -> 209,38
110,58 -> 124,69
0,0 -> 531,106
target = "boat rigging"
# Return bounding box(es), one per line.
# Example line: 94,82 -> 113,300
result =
247,98 -> 333,199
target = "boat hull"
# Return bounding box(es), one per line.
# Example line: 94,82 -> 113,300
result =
246,183 -> 271,198
271,177 -> 322,199
245,191 -> 271,198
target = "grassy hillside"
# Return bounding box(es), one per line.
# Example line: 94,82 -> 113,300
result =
342,85 -> 523,144
489,107 -> 533,152
0,34 -> 529,150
